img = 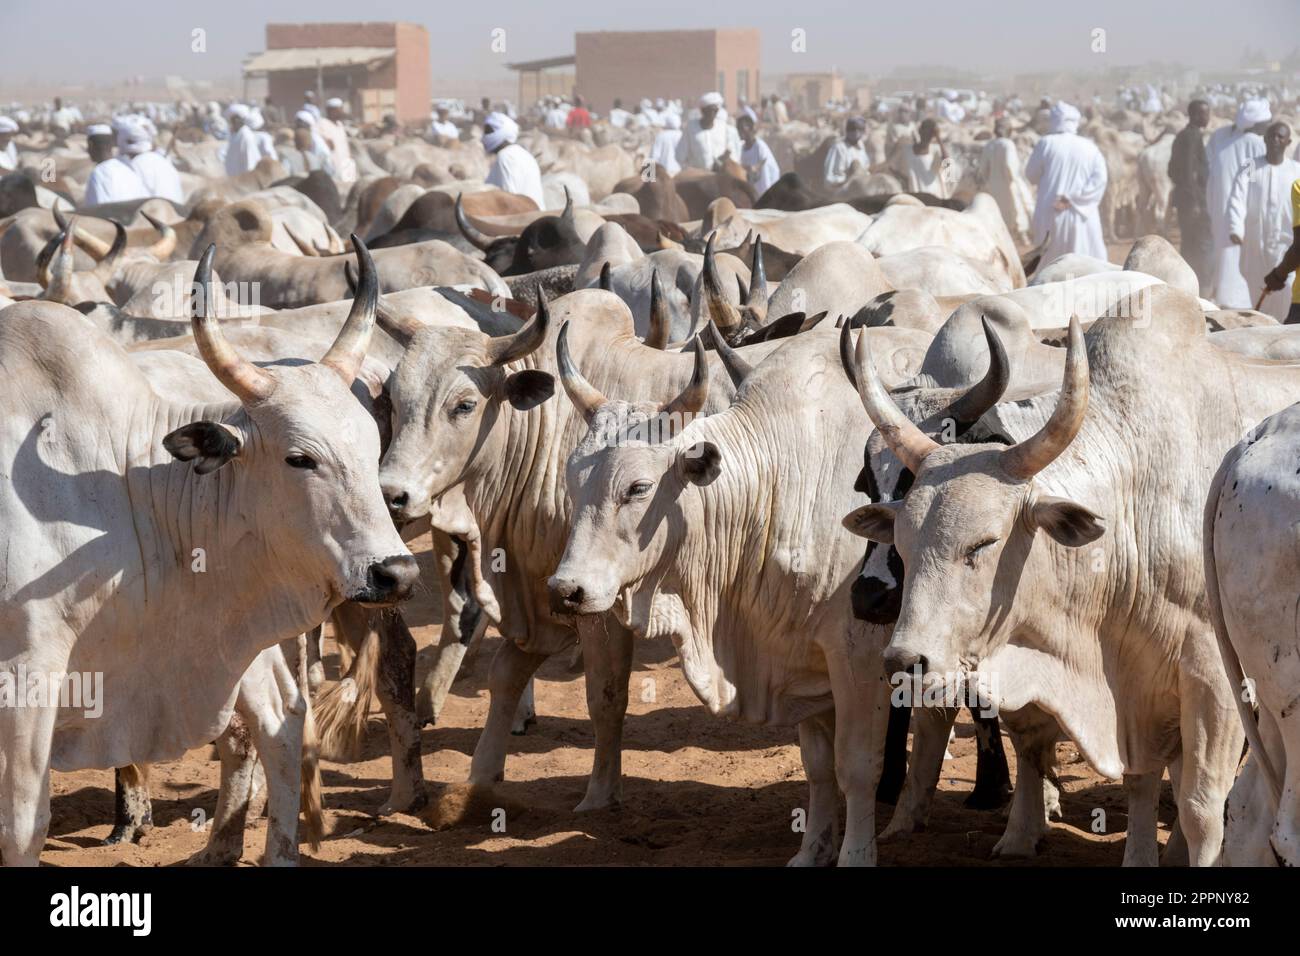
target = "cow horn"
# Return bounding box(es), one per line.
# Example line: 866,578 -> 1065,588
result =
645,268 -> 670,349
747,236 -> 768,322
703,318 -> 753,388
93,219 -> 127,276
142,212 -> 178,259
345,258 -> 421,346
702,233 -> 742,332
846,322 -> 940,474
1000,315 -> 1088,480
42,226 -> 77,300
661,335 -> 709,419
320,236 -> 379,383
454,193 -> 493,252
484,287 -> 550,366
560,186 -> 574,223
598,260 -> 612,291
53,205 -> 111,259
283,223 -> 317,257
942,316 -> 1011,428
35,229 -> 64,289
556,320 -> 608,424
190,244 -> 275,403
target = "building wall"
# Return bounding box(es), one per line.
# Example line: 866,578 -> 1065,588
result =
393,22 -> 431,125
576,29 -> 759,114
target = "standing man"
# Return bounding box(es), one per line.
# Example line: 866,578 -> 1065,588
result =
0,116 -> 19,172
649,111 -> 682,177
676,92 -> 740,173
431,106 -> 458,143
736,114 -> 780,197
1206,97 -> 1270,306
281,115 -> 335,177
222,104 -> 261,177
566,95 -> 592,136
1263,176 -> 1300,324
116,116 -> 183,203
1168,99 -> 1213,291
1025,101 -> 1108,265
823,115 -> 869,191
483,112 -> 545,210
897,117 -> 950,197
977,117 -> 1034,245
82,124 -> 149,207
1227,122 -> 1300,321
317,98 -> 357,183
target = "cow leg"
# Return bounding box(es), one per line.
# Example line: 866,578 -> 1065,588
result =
574,614 -> 633,812
881,706 -> 958,839
417,531 -> 486,726
241,648 -> 308,866
825,630 -> 889,867
1177,635 -> 1245,867
512,679 -> 537,735
992,716 -> 1056,858
0,692 -> 57,867
188,713 -> 258,866
373,609 -> 426,815
105,764 -> 153,844
1160,756 -> 1189,866
788,711 -> 839,866
468,639 -> 550,786
966,710 -> 1012,810
1121,772 -> 1162,867
874,702 -> 911,805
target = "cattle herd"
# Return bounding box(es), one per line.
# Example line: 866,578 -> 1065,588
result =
0,83 -> 1298,871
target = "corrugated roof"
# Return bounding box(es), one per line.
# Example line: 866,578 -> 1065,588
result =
242,47 -> 394,73
505,54 -> 576,72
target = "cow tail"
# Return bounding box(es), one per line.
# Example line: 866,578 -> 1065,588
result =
297,633 -> 324,852
314,617 -> 380,762
1202,441 -> 1282,804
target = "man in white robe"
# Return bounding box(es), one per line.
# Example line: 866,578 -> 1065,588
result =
649,112 -> 682,177
675,92 -> 740,173
823,115 -> 869,190
737,114 -> 780,197
1206,98 -> 1270,306
223,105 -> 262,177
82,125 -> 149,207
1227,122 -> 1300,320
896,118 -> 950,197
431,106 -> 458,142
115,116 -> 183,203
0,117 -> 18,172
1025,101 -> 1108,266
483,112 -> 545,210
977,117 -> 1034,244
317,99 -> 356,183
247,108 -> 278,163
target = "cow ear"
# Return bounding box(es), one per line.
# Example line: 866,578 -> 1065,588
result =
163,422 -> 242,475
843,503 -> 898,542
1031,495 -> 1104,547
503,369 -> 555,410
676,441 -> 721,486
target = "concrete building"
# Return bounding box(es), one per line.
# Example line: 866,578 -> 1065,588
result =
785,72 -> 846,113
243,22 -> 430,125
572,29 -> 760,114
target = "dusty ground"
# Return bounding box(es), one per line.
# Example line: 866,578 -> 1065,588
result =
40,527 -> 1177,868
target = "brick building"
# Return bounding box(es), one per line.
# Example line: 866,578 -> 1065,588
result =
243,22 -> 430,125
573,29 -> 760,114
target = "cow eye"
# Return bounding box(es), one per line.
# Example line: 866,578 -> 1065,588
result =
626,480 -> 655,500
285,454 -> 318,471
451,397 -> 478,417
964,538 -> 997,564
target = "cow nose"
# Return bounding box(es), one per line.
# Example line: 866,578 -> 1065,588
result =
882,645 -> 926,677
367,554 -> 419,603
548,579 -> 586,615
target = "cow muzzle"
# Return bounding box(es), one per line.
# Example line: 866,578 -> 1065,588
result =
350,554 -> 420,606
547,573 -> 612,616
381,477 -> 430,526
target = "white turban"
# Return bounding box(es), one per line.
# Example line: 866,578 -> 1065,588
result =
482,111 -> 518,152
86,123 -> 112,138
699,91 -> 724,109
294,109 -> 317,127
1049,101 -> 1081,134
1236,98 -> 1271,129
0,116 -> 17,134
663,112 -> 681,130
226,103 -> 250,121
247,107 -> 265,131
114,116 -> 152,155
325,97 -> 344,109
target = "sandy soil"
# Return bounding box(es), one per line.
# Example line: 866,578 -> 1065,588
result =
39,527 -> 1178,868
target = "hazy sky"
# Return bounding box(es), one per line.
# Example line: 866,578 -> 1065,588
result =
2,0 -> 1297,89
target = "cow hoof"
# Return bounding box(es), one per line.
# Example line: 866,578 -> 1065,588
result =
879,817 -> 922,841
574,793 -> 621,813
509,715 -> 537,736
991,833 -> 1041,859
103,823 -> 152,846
836,844 -> 876,867
964,786 -> 1012,811
185,846 -> 242,867
786,847 -> 835,867
379,786 -> 429,817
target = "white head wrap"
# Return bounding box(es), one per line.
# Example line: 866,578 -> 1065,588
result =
294,110 -> 317,127
325,97 -> 344,110
1049,101 -> 1081,134
1236,98 -> 1272,129
0,116 -> 17,134
699,91 -> 724,109
86,123 -> 113,138
226,103 -> 250,122
114,116 -> 152,155
247,107 -> 265,131
482,111 -> 519,152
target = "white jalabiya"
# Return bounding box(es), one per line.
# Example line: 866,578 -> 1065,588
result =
649,129 -> 682,177
675,118 -> 741,172
315,117 -> 356,183
740,138 -> 780,196
130,151 -> 184,203
1206,125 -> 1266,306
977,136 -> 1035,243
1025,131 -> 1109,264
823,140 -> 868,188
83,157 -> 149,206
486,143 -> 545,210
900,142 -> 949,197
431,119 -> 458,139
1226,155 -> 1300,320
223,125 -> 262,177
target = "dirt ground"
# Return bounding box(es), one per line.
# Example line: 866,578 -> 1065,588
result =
40,524 -> 1178,868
